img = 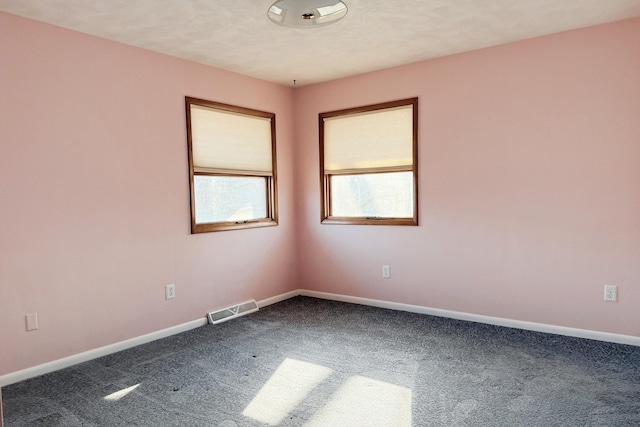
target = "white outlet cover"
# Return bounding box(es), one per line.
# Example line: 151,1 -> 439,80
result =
26,313 -> 38,331
382,265 -> 391,279
166,284 -> 175,300
604,285 -> 617,302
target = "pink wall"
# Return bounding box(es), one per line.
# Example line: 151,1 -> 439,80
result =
2,12 -> 640,378
0,12 -> 298,375
294,18 -> 640,337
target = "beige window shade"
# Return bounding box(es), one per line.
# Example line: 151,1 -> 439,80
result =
324,105 -> 413,172
191,105 -> 273,175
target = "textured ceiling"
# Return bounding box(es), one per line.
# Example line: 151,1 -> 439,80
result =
2,0 -> 640,86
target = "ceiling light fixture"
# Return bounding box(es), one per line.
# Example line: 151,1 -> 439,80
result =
267,0 -> 348,29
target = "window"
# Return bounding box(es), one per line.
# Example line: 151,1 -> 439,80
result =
319,98 -> 418,225
185,97 -> 277,233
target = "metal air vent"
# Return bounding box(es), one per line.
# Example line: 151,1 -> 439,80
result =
207,300 -> 259,325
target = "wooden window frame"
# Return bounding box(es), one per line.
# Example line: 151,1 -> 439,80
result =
185,97 -> 278,233
319,98 -> 418,226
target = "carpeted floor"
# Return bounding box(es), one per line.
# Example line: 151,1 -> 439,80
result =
2,296 -> 640,426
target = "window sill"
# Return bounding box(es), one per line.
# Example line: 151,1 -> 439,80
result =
321,217 -> 417,226
192,219 -> 278,233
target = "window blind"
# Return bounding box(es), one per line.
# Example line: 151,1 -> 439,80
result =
323,105 -> 413,172
190,105 -> 273,175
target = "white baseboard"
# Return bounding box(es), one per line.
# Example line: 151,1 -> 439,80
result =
299,290 -> 640,347
257,290 -> 300,308
3,289 -> 638,387
0,318 -> 207,387
0,291 -> 296,387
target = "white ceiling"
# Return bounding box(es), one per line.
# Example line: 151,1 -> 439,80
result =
2,0 -> 640,87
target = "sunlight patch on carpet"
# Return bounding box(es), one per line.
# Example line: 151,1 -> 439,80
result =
243,358 -> 332,425
305,376 -> 412,427
103,384 -> 141,401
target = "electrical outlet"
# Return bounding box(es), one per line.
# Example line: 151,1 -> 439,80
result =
166,284 -> 175,300
26,313 -> 38,331
604,285 -> 617,302
382,265 -> 391,279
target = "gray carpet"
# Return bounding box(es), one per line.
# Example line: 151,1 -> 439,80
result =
2,296 -> 639,426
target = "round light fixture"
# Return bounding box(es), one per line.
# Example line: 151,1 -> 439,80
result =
267,0 -> 348,29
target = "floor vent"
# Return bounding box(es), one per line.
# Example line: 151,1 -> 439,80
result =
207,300 -> 259,325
